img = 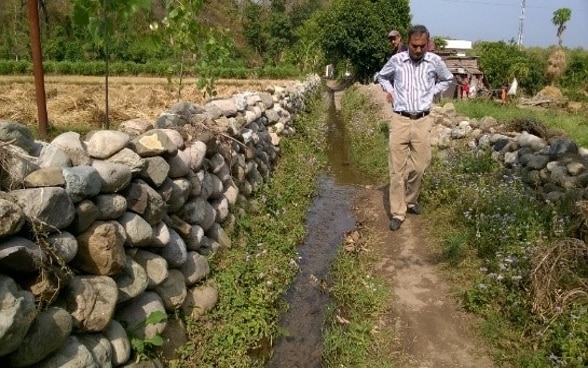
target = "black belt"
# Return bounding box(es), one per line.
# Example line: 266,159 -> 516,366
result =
394,110 -> 430,119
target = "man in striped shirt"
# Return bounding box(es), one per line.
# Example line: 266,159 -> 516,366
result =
376,24 -> 453,231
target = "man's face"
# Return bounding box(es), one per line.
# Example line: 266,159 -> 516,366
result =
408,33 -> 428,61
389,36 -> 401,48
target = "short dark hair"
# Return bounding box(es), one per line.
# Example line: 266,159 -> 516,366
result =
408,24 -> 430,40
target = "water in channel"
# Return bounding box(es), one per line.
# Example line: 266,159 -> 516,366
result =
266,89 -> 363,367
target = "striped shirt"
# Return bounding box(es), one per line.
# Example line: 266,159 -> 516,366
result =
377,51 -> 453,113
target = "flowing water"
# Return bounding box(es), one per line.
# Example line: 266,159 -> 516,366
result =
266,89 -> 364,367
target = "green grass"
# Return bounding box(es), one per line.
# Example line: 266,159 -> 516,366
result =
166,87 -> 328,368
320,86 -> 396,367
322,244 -> 393,368
339,85 -> 389,184
451,99 -> 588,147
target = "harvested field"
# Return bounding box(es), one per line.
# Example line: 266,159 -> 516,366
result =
0,76 -> 294,136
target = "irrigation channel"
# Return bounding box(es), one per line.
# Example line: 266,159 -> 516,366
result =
266,88 -> 364,367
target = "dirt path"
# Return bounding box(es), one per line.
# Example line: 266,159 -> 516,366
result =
349,84 -> 494,367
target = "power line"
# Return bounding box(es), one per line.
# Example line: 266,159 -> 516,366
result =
438,0 -> 587,12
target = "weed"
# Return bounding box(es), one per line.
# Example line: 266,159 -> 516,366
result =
129,311 -> 168,362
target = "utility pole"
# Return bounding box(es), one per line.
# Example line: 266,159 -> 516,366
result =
27,0 -> 48,140
517,0 -> 526,48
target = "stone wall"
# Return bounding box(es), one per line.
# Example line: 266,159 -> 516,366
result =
0,75 -> 321,367
430,102 -> 588,203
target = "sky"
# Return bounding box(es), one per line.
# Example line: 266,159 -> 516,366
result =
410,0 -> 588,48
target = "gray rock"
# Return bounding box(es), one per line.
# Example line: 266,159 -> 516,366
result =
35,142 -> 72,168
153,269 -> 187,312
133,250 -> 168,289
0,120 -> 35,153
184,224 -> 204,251
92,160 -> 132,193
517,131 -> 546,151
549,138 -> 578,160
72,221 -> 127,276
0,236 -> 45,273
151,221 -> 171,248
34,335 -> 96,368
77,333 -> 113,368
124,181 -> 166,225
119,118 -> 153,138
118,212 -> 154,247
114,255 -> 148,304
179,252 -> 210,286
0,275 -> 37,356
211,196 -> 229,223
129,130 -> 178,158
60,275 -> 118,332
103,320 -> 131,366
106,148 -> 145,173
160,228 -> 188,268
7,307 -> 73,367
520,154 -> 549,170
183,141 -> 207,171
114,291 -> 167,340
69,199 -> 101,235
0,145 -> 40,190
206,98 -> 238,117
62,166 -> 102,203
178,196 -> 216,230
46,231 -> 78,263
165,178 -> 191,213
0,197 -> 25,238
166,153 -> 190,178
160,129 -> 185,150
23,166 -> 66,187
139,156 -> 170,188
206,223 -> 232,249
181,284 -> 218,320
94,194 -> 127,220
86,130 -> 130,159
51,131 -> 92,166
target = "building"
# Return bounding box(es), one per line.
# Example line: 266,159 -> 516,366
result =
436,39 -> 486,99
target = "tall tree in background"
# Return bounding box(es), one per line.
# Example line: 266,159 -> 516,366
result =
552,7 -> 571,47
317,0 -> 410,81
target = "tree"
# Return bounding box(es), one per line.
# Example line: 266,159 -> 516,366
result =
552,8 -> 571,47
317,0 -> 410,82
473,41 -> 544,94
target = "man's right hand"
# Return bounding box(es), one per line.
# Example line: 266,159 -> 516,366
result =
386,92 -> 394,104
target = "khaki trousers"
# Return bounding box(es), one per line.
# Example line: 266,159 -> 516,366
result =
387,113 -> 433,221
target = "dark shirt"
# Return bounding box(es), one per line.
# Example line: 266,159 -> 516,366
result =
391,43 -> 408,57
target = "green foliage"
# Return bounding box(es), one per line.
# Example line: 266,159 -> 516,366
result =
128,311 -> 168,361
72,0 -> 152,50
473,41 -> 542,92
317,0 -> 410,82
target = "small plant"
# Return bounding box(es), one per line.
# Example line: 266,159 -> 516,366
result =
129,310 -> 168,362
